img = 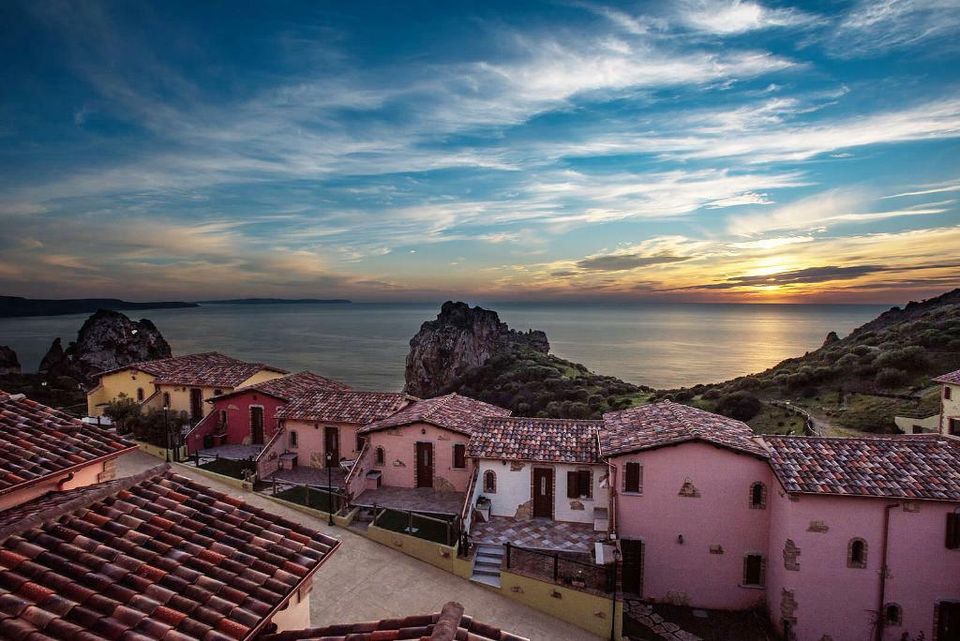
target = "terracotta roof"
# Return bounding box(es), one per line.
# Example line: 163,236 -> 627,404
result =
0,391 -> 136,495
0,465 -> 340,641
934,368 -> 960,385
211,372 -> 350,403
97,352 -> 287,388
468,417 -> 601,463
358,394 -> 511,436
276,391 -> 409,424
764,435 -> 960,501
260,601 -> 527,641
601,401 -> 767,458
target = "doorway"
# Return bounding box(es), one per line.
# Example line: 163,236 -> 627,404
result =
533,467 -> 554,519
416,442 -> 433,488
189,388 -> 203,421
939,602 -> 960,641
250,406 -> 264,445
324,426 -> 340,466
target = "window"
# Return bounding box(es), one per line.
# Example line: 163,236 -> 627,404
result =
483,470 -> 497,493
950,418 -> 960,436
749,482 -> 767,509
356,435 -> 365,453
567,470 -> 592,498
624,462 -> 643,493
288,430 -> 298,448
847,538 -> 867,568
883,603 -> 902,626
743,554 -> 765,587
453,443 -> 466,469
219,410 -> 227,428
375,446 -> 385,466
947,509 -> 960,549
946,385 -> 952,400
136,387 -> 144,402
214,388 -> 222,397
162,392 -> 171,409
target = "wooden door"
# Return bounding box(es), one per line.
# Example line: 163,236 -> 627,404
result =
940,602 -> 960,641
324,426 -> 339,467
533,468 -> 554,519
416,442 -> 433,488
250,406 -> 264,444
190,388 -> 203,421
621,539 -> 644,595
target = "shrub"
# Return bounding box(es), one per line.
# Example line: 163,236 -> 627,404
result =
714,392 -> 763,422
875,367 -> 909,388
875,346 -> 928,371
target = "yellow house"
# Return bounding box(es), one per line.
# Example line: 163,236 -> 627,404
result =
86,351 -> 286,422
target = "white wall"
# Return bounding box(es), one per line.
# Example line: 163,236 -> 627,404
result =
477,459 -> 607,524
942,383 -> 959,435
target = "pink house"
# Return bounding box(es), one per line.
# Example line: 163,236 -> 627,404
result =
601,402 -> 772,610
764,435 -> 960,641
0,390 -> 136,511
356,393 -> 511,494
184,371 -> 348,454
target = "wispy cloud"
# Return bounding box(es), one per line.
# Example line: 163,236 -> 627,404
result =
677,0 -> 820,35
830,0 -> 960,57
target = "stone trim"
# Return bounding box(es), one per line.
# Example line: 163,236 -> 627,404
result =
483,469 -> 497,494
783,539 -> 800,571
749,481 -> 767,509
883,602 -> 902,626
847,537 -> 868,569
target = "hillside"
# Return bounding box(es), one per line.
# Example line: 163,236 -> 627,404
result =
0,296 -> 196,317
657,289 -> 960,434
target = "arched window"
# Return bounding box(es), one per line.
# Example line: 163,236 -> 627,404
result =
749,482 -> 767,509
162,392 -> 171,409
136,387 -> 144,402
847,538 -> 867,568
375,446 -> 385,466
289,430 -> 298,448
483,470 -> 497,494
883,603 -> 902,626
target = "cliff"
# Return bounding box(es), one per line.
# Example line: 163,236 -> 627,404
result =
404,301 -> 648,418
404,301 -> 549,398
0,346 -> 20,375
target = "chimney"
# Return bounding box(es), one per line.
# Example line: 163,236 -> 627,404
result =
429,602 -> 465,641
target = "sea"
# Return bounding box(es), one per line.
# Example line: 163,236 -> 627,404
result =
0,302 -> 889,391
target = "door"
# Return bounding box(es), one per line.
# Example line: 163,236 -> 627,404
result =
533,468 -> 554,519
940,602 -> 960,641
250,406 -> 264,444
324,427 -> 340,467
190,388 -> 203,421
620,539 -> 644,596
416,442 -> 433,488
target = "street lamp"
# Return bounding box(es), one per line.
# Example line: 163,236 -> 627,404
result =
610,547 -> 622,641
163,405 -> 170,462
325,451 -> 334,526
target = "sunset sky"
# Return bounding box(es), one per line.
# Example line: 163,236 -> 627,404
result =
1,0 -> 959,304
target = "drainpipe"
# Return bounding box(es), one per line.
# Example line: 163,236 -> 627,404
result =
56,472 -> 75,490
875,502 -> 900,641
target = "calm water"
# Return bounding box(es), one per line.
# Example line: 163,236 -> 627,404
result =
0,302 -> 887,390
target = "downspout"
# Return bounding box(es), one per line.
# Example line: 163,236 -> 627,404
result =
876,502 -> 900,641
57,472 -> 75,490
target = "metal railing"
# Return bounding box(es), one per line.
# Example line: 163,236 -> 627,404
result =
504,542 -> 614,593
371,505 -> 461,547
268,479 -> 347,514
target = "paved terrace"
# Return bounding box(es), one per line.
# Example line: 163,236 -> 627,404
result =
264,465 -> 348,490
116,451 -> 595,640
353,486 -> 466,516
471,516 -> 604,552
197,444 -> 263,460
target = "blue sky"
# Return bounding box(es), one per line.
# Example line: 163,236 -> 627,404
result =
1,0 -> 959,303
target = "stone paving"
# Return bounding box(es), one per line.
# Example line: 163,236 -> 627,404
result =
471,516 -> 603,551
265,465 -> 348,489
197,444 -> 263,460
353,486 -> 465,516
624,599 -> 702,641
116,451 -> 597,640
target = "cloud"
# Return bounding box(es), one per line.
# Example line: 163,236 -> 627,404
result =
678,0 -> 820,35
706,192 -> 773,208
576,253 -> 691,272
830,0 -> 960,57
675,264 -> 886,290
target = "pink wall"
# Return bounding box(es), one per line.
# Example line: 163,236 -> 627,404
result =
766,486 -> 960,641
284,419 -> 364,468
0,459 -> 110,511
186,391 -> 286,453
610,442 -> 773,610
366,422 -> 473,492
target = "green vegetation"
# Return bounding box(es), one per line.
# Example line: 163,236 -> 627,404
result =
444,347 -> 652,419
275,486 -> 338,512
199,457 -> 256,479
374,508 -> 457,545
658,289 -> 960,434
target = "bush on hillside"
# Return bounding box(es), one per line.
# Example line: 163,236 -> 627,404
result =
714,392 -> 763,422
875,367 -> 909,388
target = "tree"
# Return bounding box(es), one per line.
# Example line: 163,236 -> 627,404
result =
715,392 -> 763,422
103,393 -> 141,435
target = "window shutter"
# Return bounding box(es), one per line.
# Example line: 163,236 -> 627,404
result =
567,471 -> 579,498
579,471 -> 591,498
453,444 -> 465,469
947,513 -> 960,549
625,462 -> 641,493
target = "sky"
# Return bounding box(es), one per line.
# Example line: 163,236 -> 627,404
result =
1,0 -> 959,304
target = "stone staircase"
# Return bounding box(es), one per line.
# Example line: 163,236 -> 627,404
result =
470,543 -> 504,588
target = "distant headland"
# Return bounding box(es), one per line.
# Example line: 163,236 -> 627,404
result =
0,296 -> 197,318
196,298 -> 352,305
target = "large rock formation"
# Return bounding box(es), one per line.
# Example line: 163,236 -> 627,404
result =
40,309 -> 172,383
404,301 -> 549,397
0,346 -> 20,375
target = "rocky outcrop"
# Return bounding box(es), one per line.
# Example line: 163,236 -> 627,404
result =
404,301 -> 549,397
37,309 -> 172,383
68,310 -> 171,381
0,346 -> 20,375
822,331 -> 840,346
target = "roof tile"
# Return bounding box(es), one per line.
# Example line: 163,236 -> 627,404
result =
358,393 -> 510,436
468,417 -> 601,463
96,353 -> 286,388
276,391 -> 409,424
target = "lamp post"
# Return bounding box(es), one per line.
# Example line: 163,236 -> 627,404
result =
326,452 -> 334,526
163,405 -> 170,462
610,547 -> 621,641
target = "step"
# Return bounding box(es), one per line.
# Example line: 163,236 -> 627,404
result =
469,574 -> 501,589
474,558 -> 502,570
471,565 -> 501,577
475,545 -> 504,557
